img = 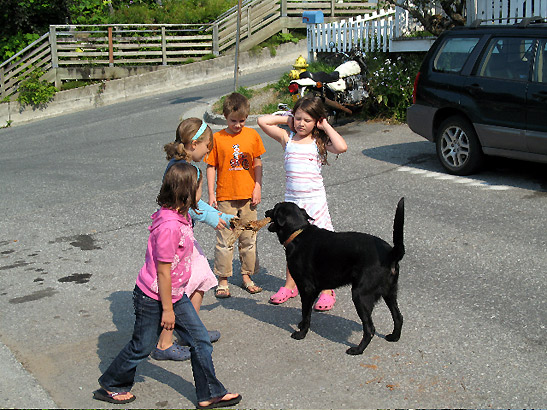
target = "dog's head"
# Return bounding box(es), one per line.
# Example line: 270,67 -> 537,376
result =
265,202 -> 312,245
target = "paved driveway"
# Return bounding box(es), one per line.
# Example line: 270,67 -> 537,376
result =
0,77 -> 545,408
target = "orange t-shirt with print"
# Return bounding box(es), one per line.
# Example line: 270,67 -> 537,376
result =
206,127 -> 266,201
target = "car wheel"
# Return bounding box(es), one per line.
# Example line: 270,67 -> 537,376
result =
436,116 -> 483,175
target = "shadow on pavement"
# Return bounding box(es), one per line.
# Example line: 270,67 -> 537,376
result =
96,291 -> 196,403
363,141 -> 547,193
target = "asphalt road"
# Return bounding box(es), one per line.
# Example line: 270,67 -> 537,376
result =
0,70 -> 546,409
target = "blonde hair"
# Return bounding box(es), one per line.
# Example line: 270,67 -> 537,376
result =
164,118 -> 213,162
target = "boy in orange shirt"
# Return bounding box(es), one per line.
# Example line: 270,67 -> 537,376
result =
206,93 -> 266,298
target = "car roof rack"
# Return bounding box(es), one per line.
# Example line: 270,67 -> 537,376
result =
518,16 -> 546,27
469,16 -> 546,28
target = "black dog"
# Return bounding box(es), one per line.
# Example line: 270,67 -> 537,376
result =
265,198 -> 405,355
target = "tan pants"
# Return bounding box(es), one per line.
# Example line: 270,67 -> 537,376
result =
214,199 -> 259,278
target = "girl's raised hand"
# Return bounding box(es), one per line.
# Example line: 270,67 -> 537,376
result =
316,117 -> 329,130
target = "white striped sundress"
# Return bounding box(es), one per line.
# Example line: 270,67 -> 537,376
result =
284,133 -> 334,231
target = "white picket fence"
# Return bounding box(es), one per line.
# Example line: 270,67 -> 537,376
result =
470,0 -> 547,23
306,9 -> 396,54
305,7 -> 422,56
307,0 -> 547,57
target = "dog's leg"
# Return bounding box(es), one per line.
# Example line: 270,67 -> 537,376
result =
291,290 -> 318,340
383,292 -> 403,342
347,291 -> 376,355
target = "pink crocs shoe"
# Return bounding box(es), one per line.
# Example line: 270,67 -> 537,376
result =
313,290 -> 336,311
269,287 -> 299,304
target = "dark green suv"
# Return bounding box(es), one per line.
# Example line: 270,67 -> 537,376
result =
407,18 -> 547,175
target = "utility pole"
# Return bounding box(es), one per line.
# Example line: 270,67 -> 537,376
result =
234,0 -> 242,91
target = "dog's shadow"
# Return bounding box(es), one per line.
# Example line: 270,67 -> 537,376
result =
96,290 -> 196,403
214,285 -> 384,349
210,261 -> 390,349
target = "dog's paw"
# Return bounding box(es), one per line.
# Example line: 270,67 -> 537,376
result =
346,346 -> 365,355
385,333 -> 400,342
291,330 -> 307,340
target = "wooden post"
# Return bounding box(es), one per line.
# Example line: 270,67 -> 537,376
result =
281,0 -> 287,17
0,66 -> 5,100
213,23 -> 219,56
247,6 -> 251,39
331,0 -> 335,17
108,26 -> 114,67
49,26 -> 58,68
234,0 -> 242,91
161,26 -> 167,65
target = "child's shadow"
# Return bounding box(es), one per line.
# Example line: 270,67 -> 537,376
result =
96,290 -> 195,403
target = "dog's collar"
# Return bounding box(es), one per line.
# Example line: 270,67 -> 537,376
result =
283,229 -> 303,247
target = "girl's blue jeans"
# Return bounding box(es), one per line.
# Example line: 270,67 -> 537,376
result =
98,286 -> 227,402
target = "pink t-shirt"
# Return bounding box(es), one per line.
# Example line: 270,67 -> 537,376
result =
136,207 -> 193,303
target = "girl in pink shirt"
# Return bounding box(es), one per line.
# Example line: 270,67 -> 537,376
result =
95,162 -> 241,409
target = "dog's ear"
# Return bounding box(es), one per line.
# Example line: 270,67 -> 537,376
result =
300,207 -> 313,222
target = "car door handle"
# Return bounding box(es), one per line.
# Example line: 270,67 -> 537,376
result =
465,84 -> 483,94
531,91 -> 547,102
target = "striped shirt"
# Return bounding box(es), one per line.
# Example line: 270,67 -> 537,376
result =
284,133 -> 333,231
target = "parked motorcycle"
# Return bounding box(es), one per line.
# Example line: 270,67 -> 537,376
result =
288,48 -> 369,121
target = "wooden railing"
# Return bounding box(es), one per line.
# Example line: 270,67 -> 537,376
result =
0,33 -> 51,100
51,24 -> 214,66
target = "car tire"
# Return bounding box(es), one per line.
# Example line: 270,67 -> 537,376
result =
436,116 -> 483,175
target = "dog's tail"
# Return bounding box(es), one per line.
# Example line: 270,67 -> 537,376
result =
389,197 -> 405,267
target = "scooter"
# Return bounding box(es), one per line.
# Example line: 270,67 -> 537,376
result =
288,48 -> 369,121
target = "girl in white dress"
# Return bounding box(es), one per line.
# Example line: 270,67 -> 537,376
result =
257,96 -> 347,311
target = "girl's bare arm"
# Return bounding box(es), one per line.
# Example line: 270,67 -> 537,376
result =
257,115 -> 290,146
157,261 -> 175,330
318,119 -> 348,154
206,165 -> 217,208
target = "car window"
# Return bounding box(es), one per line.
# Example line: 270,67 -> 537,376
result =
533,39 -> 547,83
433,37 -> 480,73
477,37 -> 534,80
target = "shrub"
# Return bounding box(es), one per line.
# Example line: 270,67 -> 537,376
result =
363,51 -> 424,121
16,69 -> 58,108
0,33 -> 40,62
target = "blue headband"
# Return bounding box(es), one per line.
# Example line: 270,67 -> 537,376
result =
192,122 -> 208,141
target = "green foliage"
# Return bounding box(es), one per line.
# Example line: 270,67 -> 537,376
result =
251,30 -> 306,57
201,53 -> 216,61
276,32 -> 301,44
0,33 -> 40,62
16,69 -> 58,108
109,0 -> 237,24
61,79 -> 102,91
68,0 -> 111,24
235,86 -> 254,100
363,51 -> 424,122
272,71 -> 292,92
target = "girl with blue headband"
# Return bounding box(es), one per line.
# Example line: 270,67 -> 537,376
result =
150,117 -> 235,362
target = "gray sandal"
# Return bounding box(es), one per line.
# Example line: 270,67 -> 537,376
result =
150,343 -> 190,361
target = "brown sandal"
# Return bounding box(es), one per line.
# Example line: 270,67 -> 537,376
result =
215,285 -> 230,299
241,280 -> 262,294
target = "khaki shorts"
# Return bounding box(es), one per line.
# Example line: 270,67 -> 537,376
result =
214,199 -> 259,278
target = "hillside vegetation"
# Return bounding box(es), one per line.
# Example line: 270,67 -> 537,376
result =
1,0 -> 237,62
